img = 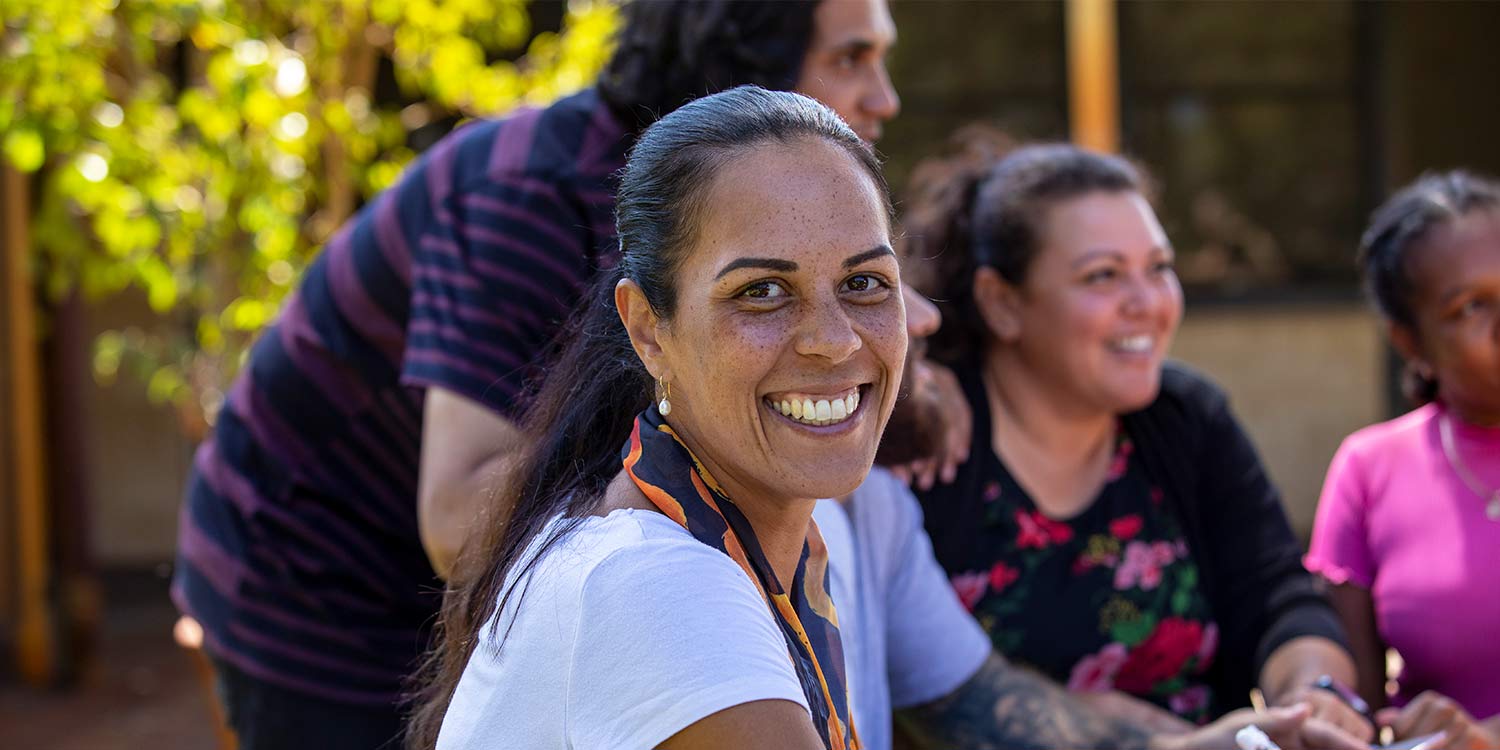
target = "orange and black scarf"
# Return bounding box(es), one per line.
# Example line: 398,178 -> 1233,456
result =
621,405 -> 860,750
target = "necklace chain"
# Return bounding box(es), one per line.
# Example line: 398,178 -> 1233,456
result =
1438,411 -> 1500,522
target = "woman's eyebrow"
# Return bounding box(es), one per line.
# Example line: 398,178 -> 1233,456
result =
714,257 -> 798,280
843,245 -> 895,268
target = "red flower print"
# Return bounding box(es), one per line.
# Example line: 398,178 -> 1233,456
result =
951,570 -> 988,611
1115,541 -> 1168,590
1109,514 -> 1143,540
989,561 -> 1020,593
1040,513 -> 1074,544
1016,510 -> 1049,549
1067,642 -> 1128,692
1150,487 -> 1165,505
1114,618 -> 1204,694
1016,510 -> 1074,548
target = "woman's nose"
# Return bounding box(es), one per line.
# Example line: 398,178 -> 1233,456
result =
796,297 -> 863,363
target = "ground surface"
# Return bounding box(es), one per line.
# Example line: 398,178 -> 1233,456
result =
0,571 -> 220,749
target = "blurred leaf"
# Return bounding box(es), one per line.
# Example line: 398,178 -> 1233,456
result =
4,126 -> 46,172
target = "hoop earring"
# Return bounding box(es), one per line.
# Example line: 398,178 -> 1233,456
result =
658,379 -> 673,416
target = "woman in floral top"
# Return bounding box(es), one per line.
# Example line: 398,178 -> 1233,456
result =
948,377 -> 1221,723
899,137 -> 1373,741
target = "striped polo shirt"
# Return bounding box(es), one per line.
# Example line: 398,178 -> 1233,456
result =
172,88 -> 631,706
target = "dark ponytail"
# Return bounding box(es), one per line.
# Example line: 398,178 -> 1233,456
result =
1359,170 -> 1500,406
405,85 -> 885,750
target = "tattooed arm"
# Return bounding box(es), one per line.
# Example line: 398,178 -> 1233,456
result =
897,653 -> 1368,750
896,653 -> 1156,750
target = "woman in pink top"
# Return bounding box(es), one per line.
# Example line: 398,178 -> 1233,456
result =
1307,170 -> 1500,749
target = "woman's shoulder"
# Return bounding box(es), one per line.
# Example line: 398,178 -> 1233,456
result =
539,509 -> 746,584
1122,361 -> 1230,442
444,510 -> 802,750
520,509 -> 771,620
484,509 -> 782,661
1153,360 -> 1230,414
1334,402 -> 1439,463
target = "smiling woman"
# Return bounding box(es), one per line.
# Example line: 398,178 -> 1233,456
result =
406,86 -> 902,750
903,139 -> 1368,740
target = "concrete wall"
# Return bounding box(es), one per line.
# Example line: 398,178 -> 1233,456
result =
1171,302 -> 1388,536
81,292 -> 194,567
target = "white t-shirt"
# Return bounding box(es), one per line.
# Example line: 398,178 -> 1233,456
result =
436,508 -> 808,750
816,468 -> 991,750
439,470 -> 989,750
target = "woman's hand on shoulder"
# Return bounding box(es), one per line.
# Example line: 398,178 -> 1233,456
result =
657,699 -> 825,750
1377,691 -> 1500,749
889,359 -> 971,491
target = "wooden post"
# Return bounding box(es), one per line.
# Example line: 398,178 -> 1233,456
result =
1066,0 -> 1121,153
321,8 -> 381,236
2,163 -> 56,685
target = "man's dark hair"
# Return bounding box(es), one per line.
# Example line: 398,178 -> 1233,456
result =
598,0 -> 820,131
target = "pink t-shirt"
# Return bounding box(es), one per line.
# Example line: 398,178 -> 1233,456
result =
1306,402 -> 1500,719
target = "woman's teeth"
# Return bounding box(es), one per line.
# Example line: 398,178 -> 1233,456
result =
1110,335 -> 1154,354
769,390 -> 860,426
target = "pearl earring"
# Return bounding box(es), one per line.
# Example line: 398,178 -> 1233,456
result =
658,379 -> 672,416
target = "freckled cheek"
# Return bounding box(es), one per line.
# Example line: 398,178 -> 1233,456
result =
851,306 -> 907,387
700,318 -> 792,407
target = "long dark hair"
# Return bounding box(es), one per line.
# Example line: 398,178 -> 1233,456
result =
598,0 -> 819,131
1359,170 -> 1500,405
900,135 -> 1149,366
405,85 -> 887,750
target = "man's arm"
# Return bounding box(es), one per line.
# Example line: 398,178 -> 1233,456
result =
896,653 -> 1155,750
417,386 -> 526,579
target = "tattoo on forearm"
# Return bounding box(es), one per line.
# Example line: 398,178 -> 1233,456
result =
897,654 -> 1154,750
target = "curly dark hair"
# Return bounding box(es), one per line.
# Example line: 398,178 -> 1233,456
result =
597,0 -> 819,131
899,130 -> 1151,366
1359,170 -> 1500,404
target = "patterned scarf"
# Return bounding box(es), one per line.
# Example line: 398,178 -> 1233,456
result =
620,405 -> 860,750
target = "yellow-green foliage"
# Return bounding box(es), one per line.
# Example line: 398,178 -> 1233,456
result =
0,0 -> 618,429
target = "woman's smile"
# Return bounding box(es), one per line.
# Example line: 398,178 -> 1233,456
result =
762,383 -> 873,430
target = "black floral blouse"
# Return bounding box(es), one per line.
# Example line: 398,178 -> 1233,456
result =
940,428 -> 1221,722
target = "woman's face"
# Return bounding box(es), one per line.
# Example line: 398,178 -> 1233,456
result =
1397,208 -> 1500,425
650,137 -> 906,503
993,190 -> 1183,415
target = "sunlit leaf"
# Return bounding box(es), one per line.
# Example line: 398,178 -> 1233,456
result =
4,126 -> 46,172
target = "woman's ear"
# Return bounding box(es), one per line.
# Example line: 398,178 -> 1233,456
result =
1388,321 -> 1430,379
973,266 -> 1023,343
616,278 -> 669,381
